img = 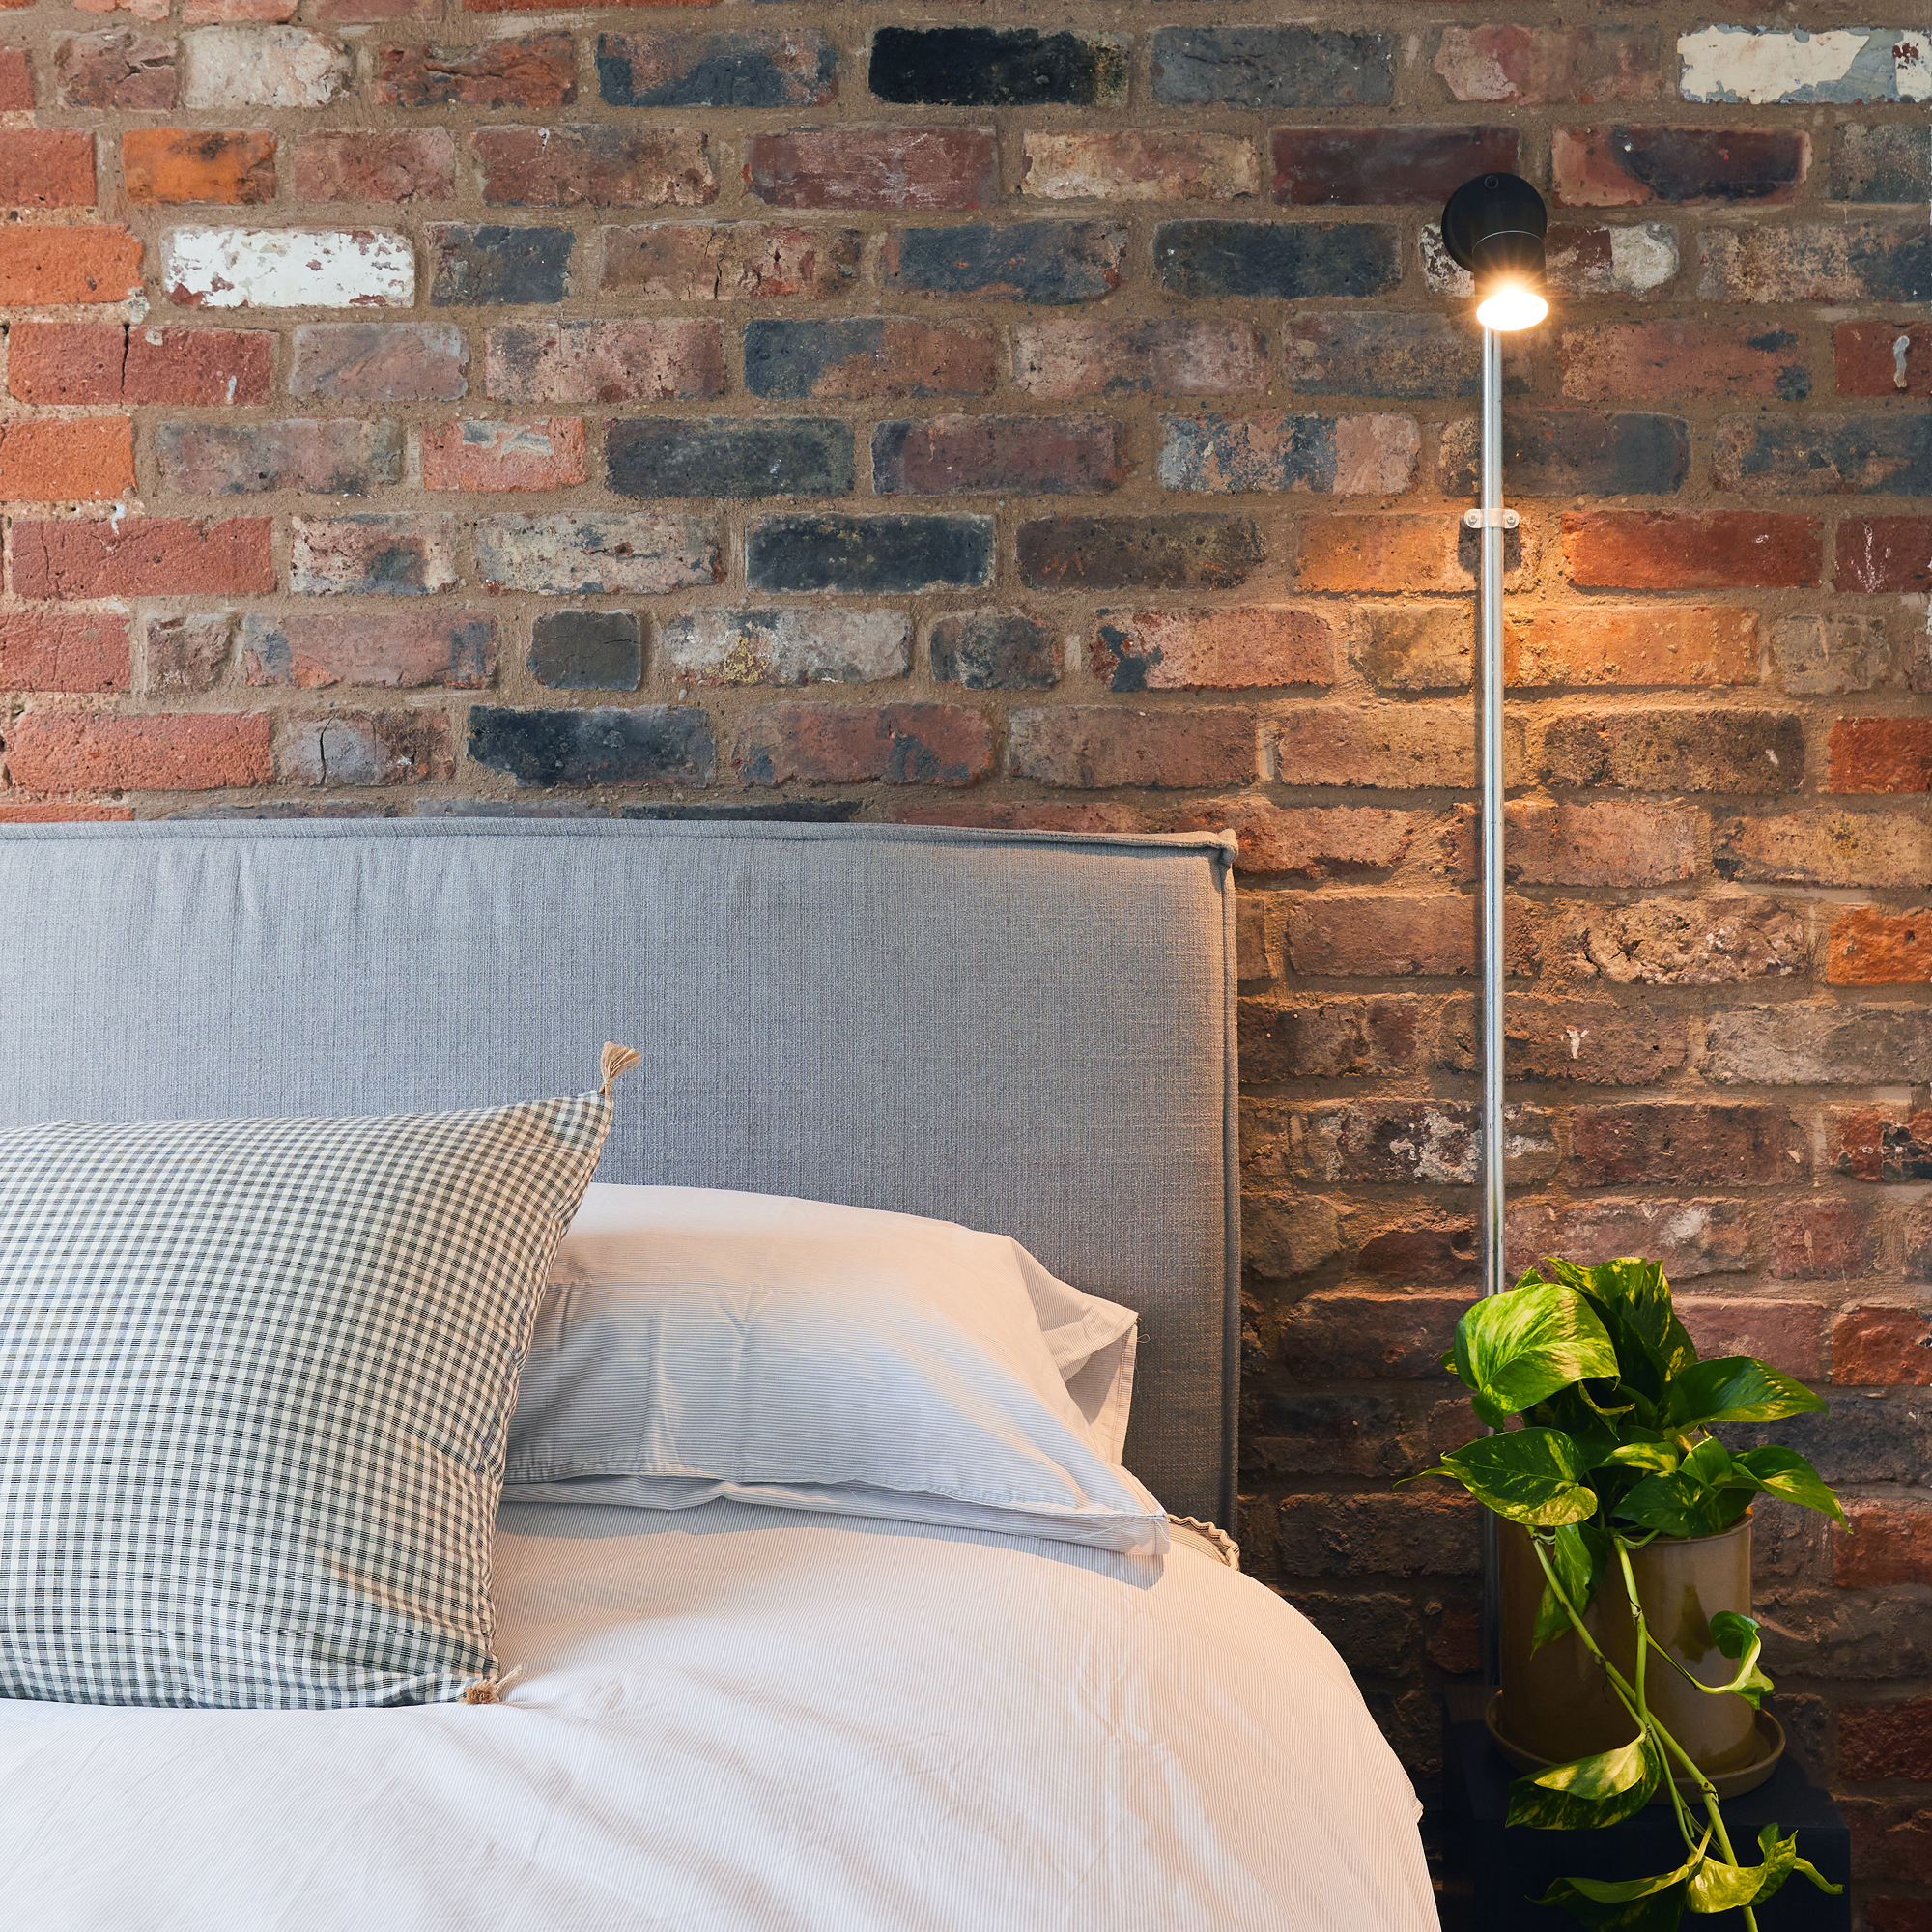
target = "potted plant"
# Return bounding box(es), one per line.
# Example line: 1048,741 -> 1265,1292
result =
1408,1256 -> 1847,1929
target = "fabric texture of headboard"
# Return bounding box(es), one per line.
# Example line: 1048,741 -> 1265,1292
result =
0,820 -> 1239,1524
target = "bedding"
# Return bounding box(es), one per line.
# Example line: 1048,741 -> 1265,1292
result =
504,1184 -> 1164,1552
0,1050 -> 629,1710
0,1497 -> 1436,1932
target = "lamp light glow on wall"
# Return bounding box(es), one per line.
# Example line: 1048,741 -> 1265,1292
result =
1440,171 -> 1549,1687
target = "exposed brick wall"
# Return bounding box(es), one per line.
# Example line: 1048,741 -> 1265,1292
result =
0,0 -> 1927,1910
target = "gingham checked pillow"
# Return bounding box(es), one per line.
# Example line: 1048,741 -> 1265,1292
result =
0,1045 -> 637,1710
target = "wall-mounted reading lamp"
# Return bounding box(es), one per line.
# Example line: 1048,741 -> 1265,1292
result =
1440,171 -> 1550,1686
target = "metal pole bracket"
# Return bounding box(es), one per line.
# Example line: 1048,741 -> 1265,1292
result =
1462,508 -> 1520,530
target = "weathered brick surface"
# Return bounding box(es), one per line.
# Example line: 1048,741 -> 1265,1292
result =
8,0 -> 1926,1855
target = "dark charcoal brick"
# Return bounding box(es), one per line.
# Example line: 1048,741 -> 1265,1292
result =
606,418 -> 854,499
528,611 -> 642,691
885,222 -> 1124,305
1833,125 -> 1930,204
1714,415 -> 1932,497
867,26 -> 1125,106
1017,515 -> 1265,591
743,318 -> 994,401
1439,412 -> 1690,497
467,704 -> 714,788
597,30 -> 837,108
929,611 -> 1059,690
747,515 -> 994,593
1150,28 -> 1394,109
428,225 -> 573,306
1157,222 -> 1402,300
1284,314 -> 1482,399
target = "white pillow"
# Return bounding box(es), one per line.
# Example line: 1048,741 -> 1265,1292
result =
503,1184 -> 1165,1554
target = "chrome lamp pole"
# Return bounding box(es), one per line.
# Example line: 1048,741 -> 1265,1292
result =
1439,171 -> 1550,1689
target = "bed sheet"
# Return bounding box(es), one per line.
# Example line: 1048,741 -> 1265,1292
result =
0,1498 -> 1434,1931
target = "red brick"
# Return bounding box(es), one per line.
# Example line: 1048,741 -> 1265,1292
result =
291,130 -> 455,203
421,417 -> 586,492
1699,222 -> 1928,304
1553,126 -> 1807,207
374,33 -> 576,109
735,703 -> 992,788
0,49 -> 31,111
1431,24 -> 1662,105
0,129 -> 95,208
467,0 -> 715,10
1021,130 -> 1258,203
291,324 -> 467,404
1506,605 -> 1755,687
746,320 -> 994,403
1558,322 -> 1813,404
485,320 -> 722,403
1538,894 -> 1807,988
1012,319 -> 1267,399
8,323 -> 271,408
474,126 -> 713,209
242,611 -> 496,690
122,128 -> 273,205
1281,1292 -> 1472,1378
1835,321 -> 1932,398
1504,1197 -> 1751,1282
1835,1502 -> 1932,1588
54,32 -> 175,111
1829,718 -> 1932,794
1355,1216 -> 1474,1282
1870,1902 -> 1932,1932
1018,515 -> 1264,592
0,225 -> 141,305
0,613 -> 130,693
1564,510 -> 1822,589
1291,1097 -> 1557,1180
872,415 -> 1126,497
311,0 -> 438,17
1828,905 -> 1932,985
1539,707 -> 1802,795
745,128 -> 997,213
1676,1297 -> 1824,1379
1716,810 -> 1932,891
1568,1103 -> 1805,1187
6,711 -> 272,792
1842,1699 -> 1932,1781
1507,799 -> 1699,886
887,801 -> 1143,836
1837,518 -> 1932,594
0,420 -> 133,502
1772,1200 -> 1873,1282
1009,706 -> 1254,790
184,0 -> 298,18
1831,1106 -> 1932,1183
601,222 -> 861,300
0,802 -> 134,823
277,709 -> 454,786
1243,1002 -> 1427,1088
155,419 -> 401,497
1298,515 -> 1530,594
1244,1196 -> 1344,1281
1277,1492 -> 1480,1579
1093,609 -> 1335,692
145,614 -> 231,696
1290,894 -> 1471,976
1168,798 -> 1413,879
1833,1308 -> 1932,1387
1271,126 -> 1516,206
1477,993 -> 1690,1086
293,515 -> 460,596
1275,704 -> 1492,789
11,519 -> 273,600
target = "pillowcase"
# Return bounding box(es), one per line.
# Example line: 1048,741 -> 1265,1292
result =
503,1184 -> 1167,1554
0,1047 -> 634,1710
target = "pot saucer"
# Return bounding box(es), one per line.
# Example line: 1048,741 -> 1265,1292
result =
1485,1692 -> 1785,1803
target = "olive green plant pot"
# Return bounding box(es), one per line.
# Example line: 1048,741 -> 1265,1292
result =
1489,1514 -> 1782,1799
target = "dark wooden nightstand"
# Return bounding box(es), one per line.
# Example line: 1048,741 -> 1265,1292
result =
1440,1695 -> 1851,1931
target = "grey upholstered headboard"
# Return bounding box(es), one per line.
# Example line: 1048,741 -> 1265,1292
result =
0,820 -> 1239,1524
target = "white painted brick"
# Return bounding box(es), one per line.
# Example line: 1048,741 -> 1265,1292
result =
660,610 -> 912,686
1680,26 -> 1930,104
162,229 -> 415,310
180,26 -> 351,108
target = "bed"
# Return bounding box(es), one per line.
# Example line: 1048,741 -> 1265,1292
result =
0,820 -> 1433,1930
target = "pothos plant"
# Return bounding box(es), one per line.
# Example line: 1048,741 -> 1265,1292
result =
1406,1256 -> 1848,1932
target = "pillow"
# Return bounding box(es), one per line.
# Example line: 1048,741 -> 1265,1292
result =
503,1185 -> 1167,1554
0,1046 -> 635,1710
566,1183 -> 1141,1458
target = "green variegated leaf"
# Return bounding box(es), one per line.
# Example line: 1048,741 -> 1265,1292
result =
1680,1435 -> 1733,1486
1507,1736 -> 1659,1831
1532,1522 -> 1611,1654
1614,1468 -> 1731,1539
1704,1609 -> 1774,1709
1666,1357 -> 1827,1432
1411,1429 -> 1598,1527
1754,1823 -> 1843,1900
1451,1286 -> 1618,1429
1533,1834 -> 1709,1930
1573,1257 -> 1697,1406
1733,1445 -> 1849,1525
1601,1440 -> 1678,1476
1685,1823 -> 1842,1913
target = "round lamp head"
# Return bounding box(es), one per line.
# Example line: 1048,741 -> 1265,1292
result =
1441,172 -> 1549,330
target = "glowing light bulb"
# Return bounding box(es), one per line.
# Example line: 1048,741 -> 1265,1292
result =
1475,283 -> 1548,332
